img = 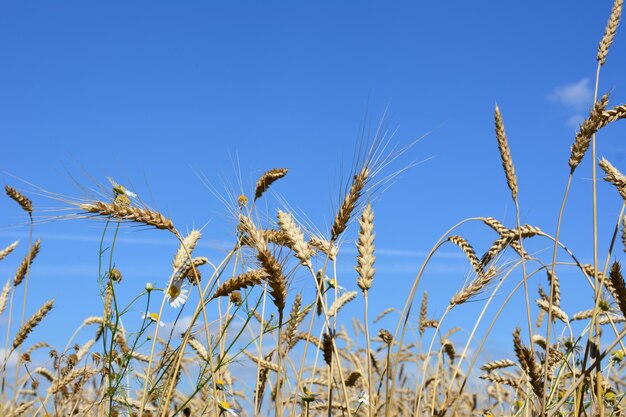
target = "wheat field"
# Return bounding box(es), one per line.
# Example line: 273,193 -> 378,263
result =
3,2 -> 626,417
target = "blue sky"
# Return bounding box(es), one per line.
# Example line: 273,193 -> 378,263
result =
2,1 -> 626,369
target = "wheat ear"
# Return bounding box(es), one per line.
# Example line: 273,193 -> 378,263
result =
494,104 -> 518,200
12,300 -> 54,350
172,229 -> 201,270
568,93 -> 610,172
13,240 -> 41,287
0,241 -> 19,262
80,201 -> 176,232
331,166 -> 370,242
356,203 -> 375,292
598,0 -> 624,66
5,185 -> 33,215
210,269 -> 266,300
254,168 -> 288,201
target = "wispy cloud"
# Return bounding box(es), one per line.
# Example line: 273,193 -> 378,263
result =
549,78 -> 593,111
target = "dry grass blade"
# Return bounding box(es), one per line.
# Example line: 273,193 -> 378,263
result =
5,185 -> 33,215
80,201 -> 176,232
13,239 -> 41,287
12,299 -> 54,349
568,93 -> 610,172
356,202 -> 375,292
0,241 -> 19,262
494,104 -> 518,200
210,269 -> 266,300
254,168 -> 288,201
598,0 -> 623,66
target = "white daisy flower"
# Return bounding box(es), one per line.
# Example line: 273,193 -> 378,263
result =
166,279 -> 188,308
217,400 -> 240,416
356,391 -> 370,406
324,276 -> 347,292
142,312 -> 165,326
107,176 -> 137,198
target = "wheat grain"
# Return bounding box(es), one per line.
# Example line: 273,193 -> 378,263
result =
210,269 -> 266,300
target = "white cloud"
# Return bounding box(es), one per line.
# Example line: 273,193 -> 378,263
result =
549,78 -> 593,111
